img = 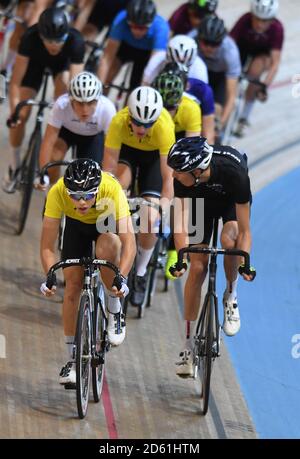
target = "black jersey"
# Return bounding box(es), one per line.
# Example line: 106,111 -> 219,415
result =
18,25 -> 85,68
174,145 -> 251,204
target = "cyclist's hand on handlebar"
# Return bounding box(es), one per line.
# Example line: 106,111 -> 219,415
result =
238,264 -> 256,281
256,84 -> 268,102
40,281 -> 57,297
169,260 -> 188,278
6,116 -> 21,128
111,274 -> 129,298
34,174 -> 50,191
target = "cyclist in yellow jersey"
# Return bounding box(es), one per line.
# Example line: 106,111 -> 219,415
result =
40,159 -> 136,385
153,69 -> 202,280
103,86 -> 175,307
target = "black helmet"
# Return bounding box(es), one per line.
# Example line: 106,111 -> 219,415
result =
167,136 -> 213,172
189,0 -> 218,17
162,62 -> 188,87
197,15 -> 226,44
64,159 -> 102,192
126,0 -> 156,26
153,71 -> 184,109
38,7 -> 69,41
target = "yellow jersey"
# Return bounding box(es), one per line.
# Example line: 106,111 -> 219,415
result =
104,106 -> 176,156
173,95 -> 202,135
44,173 -> 130,225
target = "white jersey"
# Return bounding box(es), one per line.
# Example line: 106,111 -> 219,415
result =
48,94 -> 116,136
142,51 -> 208,85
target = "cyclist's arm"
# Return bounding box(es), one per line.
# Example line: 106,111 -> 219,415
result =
160,155 -> 174,211
202,114 -> 215,144
173,197 -> 189,257
39,124 -> 60,169
97,38 -> 120,84
141,50 -> 166,86
70,63 -> 85,79
27,0 -> 52,27
117,216 -> 136,278
40,216 -> 61,275
9,54 -> 29,113
235,201 -> 252,257
102,146 -> 120,175
73,0 -> 96,31
221,77 -> 238,127
264,49 -> 282,87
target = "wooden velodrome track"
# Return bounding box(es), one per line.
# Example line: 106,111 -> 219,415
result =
0,0 -> 299,439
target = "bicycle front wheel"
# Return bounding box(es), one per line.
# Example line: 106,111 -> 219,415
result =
92,286 -> 107,403
15,130 -> 41,235
198,294 -> 214,415
75,293 -> 92,419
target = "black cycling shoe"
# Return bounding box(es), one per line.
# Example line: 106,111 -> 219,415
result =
131,275 -> 147,306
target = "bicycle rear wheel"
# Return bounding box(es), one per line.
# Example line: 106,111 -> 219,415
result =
92,285 -> 107,403
198,294 -> 214,415
75,293 -> 92,419
15,130 -> 41,235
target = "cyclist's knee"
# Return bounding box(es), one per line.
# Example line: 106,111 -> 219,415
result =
96,233 -> 121,259
189,255 -> 209,277
221,222 -> 238,248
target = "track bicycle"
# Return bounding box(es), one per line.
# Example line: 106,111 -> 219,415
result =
175,218 -> 251,415
6,68 -> 52,235
46,257 -> 120,419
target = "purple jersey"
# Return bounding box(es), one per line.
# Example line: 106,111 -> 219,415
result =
230,12 -> 284,58
169,3 -> 193,35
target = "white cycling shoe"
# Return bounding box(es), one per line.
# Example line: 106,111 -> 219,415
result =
107,311 -> 126,346
222,292 -> 241,336
175,349 -> 194,378
59,361 -> 76,385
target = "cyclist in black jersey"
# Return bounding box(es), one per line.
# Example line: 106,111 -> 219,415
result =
3,6 -> 85,192
167,136 -> 256,377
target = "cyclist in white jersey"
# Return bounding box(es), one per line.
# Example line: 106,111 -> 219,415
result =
38,71 -> 116,186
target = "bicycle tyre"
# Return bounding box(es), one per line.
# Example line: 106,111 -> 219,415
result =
15,130 -> 41,235
75,293 -> 92,419
146,239 -> 160,308
199,294 -> 214,415
92,286 -> 106,403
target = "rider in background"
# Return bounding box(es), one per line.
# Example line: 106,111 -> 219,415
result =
97,0 -> 169,92
230,0 -> 284,137
169,0 -> 218,36
2,7 -> 85,193
197,15 -> 241,141
38,71 -> 116,185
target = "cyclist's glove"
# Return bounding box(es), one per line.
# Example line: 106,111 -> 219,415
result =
169,260 -> 188,277
40,281 -> 57,296
256,84 -> 268,102
34,174 -> 50,190
238,264 -> 256,281
112,274 -> 129,297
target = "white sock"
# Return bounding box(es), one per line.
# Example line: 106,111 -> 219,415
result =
225,276 -> 239,302
136,245 -> 155,277
241,100 -> 255,121
184,320 -> 196,351
107,295 -> 121,314
65,336 -> 75,360
4,49 -> 16,75
10,147 -> 21,170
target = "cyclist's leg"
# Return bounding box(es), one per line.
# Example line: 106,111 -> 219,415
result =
48,127 -> 70,183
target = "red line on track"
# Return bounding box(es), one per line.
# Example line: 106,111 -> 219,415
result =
102,372 -> 118,439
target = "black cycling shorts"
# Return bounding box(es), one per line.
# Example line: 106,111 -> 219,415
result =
116,42 -> 151,90
21,58 -> 69,92
59,127 -> 104,165
208,70 -> 226,106
190,198 -> 237,246
119,144 -> 162,197
62,217 -> 100,260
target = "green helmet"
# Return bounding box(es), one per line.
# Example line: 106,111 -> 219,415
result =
153,71 -> 184,109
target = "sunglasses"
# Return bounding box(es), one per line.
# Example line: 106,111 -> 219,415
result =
67,188 -> 98,201
128,22 -> 150,31
131,117 -> 155,129
41,33 -> 69,44
202,39 -> 221,48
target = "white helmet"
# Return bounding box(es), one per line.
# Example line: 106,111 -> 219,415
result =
251,0 -> 278,19
167,35 -> 198,67
69,71 -> 102,102
128,86 -> 163,124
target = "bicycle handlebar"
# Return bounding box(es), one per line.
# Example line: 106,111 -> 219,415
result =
240,73 -> 266,89
177,247 -> 250,270
7,99 -> 52,127
39,160 -> 71,184
127,197 -> 161,214
104,83 -> 131,93
46,258 -> 120,290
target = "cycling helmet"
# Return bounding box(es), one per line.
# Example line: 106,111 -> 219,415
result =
126,0 -> 156,26
167,35 -> 198,67
153,72 -> 184,109
251,0 -> 278,19
198,15 -> 226,44
167,136 -> 213,172
188,0 -> 218,15
64,159 -> 102,192
128,86 -> 163,124
38,7 -> 69,41
69,72 -> 102,102
163,62 -> 189,86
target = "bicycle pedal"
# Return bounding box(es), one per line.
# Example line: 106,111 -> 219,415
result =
64,383 -> 76,390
